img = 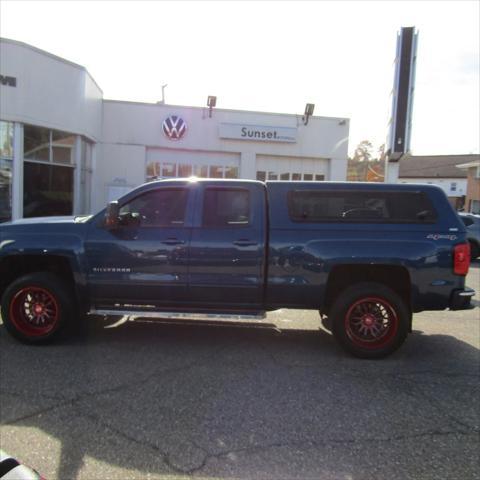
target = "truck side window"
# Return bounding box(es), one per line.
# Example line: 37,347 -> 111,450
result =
119,188 -> 188,226
203,188 -> 250,227
288,190 -> 437,223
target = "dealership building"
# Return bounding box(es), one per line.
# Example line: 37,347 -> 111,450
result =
0,38 -> 349,222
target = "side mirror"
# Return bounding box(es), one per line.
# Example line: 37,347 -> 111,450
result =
105,201 -> 120,229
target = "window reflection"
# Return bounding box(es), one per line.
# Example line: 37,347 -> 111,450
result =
0,121 -> 14,222
23,125 -> 76,217
178,164 -> 192,177
24,125 -> 50,162
162,163 -> 176,177
145,161 -> 240,181
193,165 -> 208,178
0,159 -> 12,223
209,165 -> 224,178
0,121 -> 14,158
23,162 -> 73,218
225,166 -> 238,179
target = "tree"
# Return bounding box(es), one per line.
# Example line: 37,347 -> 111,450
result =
378,143 -> 386,163
353,140 -> 374,162
348,140 -> 385,182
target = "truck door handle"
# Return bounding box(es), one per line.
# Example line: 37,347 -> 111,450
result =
161,238 -> 185,245
233,239 -> 258,247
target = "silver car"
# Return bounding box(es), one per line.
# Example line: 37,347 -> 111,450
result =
459,213 -> 480,260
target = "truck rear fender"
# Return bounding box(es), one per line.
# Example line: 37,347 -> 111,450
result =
324,264 -> 412,327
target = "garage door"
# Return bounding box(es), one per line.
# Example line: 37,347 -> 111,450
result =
256,155 -> 329,181
146,148 -> 240,181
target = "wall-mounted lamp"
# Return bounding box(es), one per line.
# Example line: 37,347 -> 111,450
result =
207,96 -> 217,118
302,103 -> 315,125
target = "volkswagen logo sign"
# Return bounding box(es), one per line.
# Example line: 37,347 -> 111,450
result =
163,115 -> 187,140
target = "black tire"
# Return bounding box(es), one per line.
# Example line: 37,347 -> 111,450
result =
330,282 -> 409,359
1,272 -> 76,344
469,241 -> 479,260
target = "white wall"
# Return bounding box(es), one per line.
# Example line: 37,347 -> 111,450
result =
92,143 -> 146,209
400,177 -> 467,197
102,101 -> 349,160
0,39 -> 102,141
97,100 -> 350,201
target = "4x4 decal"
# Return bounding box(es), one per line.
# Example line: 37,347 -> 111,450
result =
427,234 -> 457,241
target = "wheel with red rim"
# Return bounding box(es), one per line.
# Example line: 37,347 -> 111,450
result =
330,282 -> 409,358
1,272 -> 75,344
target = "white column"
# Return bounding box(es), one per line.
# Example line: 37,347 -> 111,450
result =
240,151 -> 256,180
89,142 -> 96,213
11,122 -> 24,220
73,135 -> 82,214
385,161 -> 400,183
329,157 -> 348,181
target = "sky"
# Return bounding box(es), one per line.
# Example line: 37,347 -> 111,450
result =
0,0 -> 479,157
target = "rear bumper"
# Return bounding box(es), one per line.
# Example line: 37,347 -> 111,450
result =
449,287 -> 476,310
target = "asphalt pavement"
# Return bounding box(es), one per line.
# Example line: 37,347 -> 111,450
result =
1,264 -> 479,480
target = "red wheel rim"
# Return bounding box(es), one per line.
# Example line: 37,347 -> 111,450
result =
9,286 -> 60,337
344,296 -> 398,349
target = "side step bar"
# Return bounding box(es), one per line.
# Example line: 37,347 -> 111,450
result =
89,309 -> 267,323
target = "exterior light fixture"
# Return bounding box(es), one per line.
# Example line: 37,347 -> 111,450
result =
207,96 -> 217,118
303,103 -> 315,125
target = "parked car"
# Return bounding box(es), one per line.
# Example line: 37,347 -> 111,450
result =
0,179 -> 475,358
458,213 -> 480,260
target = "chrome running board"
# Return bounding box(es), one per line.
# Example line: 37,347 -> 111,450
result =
89,309 -> 267,323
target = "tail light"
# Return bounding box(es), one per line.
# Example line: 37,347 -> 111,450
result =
454,243 -> 470,275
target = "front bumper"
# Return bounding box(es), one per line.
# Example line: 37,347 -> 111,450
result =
449,287 -> 476,310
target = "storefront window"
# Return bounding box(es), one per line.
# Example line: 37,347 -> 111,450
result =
146,162 -> 161,181
162,163 -> 176,177
23,162 -> 73,217
0,121 -> 14,158
51,131 -> 75,165
178,164 -> 192,177
280,173 -> 290,180
80,140 -> 93,214
256,171 -> 266,181
24,126 -> 74,164
225,166 -> 239,179
24,125 -> 50,162
209,166 -> 224,178
23,124 -> 76,217
0,121 -> 14,223
193,165 -> 208,178
146,161 -> 239,181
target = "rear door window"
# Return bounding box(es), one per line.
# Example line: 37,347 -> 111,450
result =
288,190 -> 437,223
202,188 -> 250,227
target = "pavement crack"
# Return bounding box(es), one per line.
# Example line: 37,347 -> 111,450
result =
3,398 -> 74,425
76,411 -> 208,475
200,429 -> 480,468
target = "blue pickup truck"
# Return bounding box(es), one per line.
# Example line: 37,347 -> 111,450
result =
0,179 -> 475,358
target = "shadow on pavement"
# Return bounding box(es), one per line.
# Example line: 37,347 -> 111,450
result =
1,317 -> 479,480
